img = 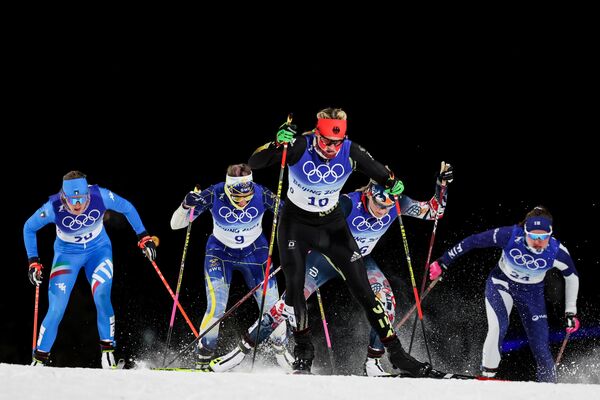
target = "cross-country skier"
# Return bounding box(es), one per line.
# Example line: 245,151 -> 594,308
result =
247,107 -> 445,377
208,163 -> 453,375
428,205 -> 580,382
24,171 -> 157,368
170,163 -> 284,369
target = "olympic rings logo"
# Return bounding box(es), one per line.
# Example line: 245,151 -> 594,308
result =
218,206 -> 259,223
351,214 -> 391,232
62,209 -> 101,230
302,161 -> 345,184
508,248 -> 547,270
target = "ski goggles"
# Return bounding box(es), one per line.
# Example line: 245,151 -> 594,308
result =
369,183 -> 394,209
230,193 -> 254,204
64,194 -> 89,206
526,231 -> 552,241
317,135 -> 345,147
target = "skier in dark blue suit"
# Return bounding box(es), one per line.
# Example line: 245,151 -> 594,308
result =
429,205 -> 580,382
170,163 -> 283,370
24,171 -> 156,368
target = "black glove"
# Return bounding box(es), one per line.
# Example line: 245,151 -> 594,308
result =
28,257 -> 43,286
438,163 -> 454,183
183,191 -> 203,209
137,232 -> 157,261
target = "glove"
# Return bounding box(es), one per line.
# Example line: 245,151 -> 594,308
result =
276,124 -> 297,145
384,177 -> 404,196
565,312 -> 580,334
137,233 -> 157,261
438,162 -> 454,184
183,190 -> 202,209
28,257 -> 43,286
429,260 -> 447,281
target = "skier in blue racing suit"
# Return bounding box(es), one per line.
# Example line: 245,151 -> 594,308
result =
428,205 -> 580,382
170,163 -> 284,369
24,170 -> 156,368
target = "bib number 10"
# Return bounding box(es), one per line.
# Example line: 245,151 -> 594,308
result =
308,197 -> 329,207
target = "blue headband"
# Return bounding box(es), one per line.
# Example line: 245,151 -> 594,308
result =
62,177 -> 89,197
524,216 -> 552,233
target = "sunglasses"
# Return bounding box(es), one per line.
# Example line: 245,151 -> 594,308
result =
65,194 -> 89,206
526,232 -> 551,241
231,193 -> 254,203
318,135 -> 345,147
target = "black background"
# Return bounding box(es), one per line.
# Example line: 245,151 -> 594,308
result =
2,20 -> 598,382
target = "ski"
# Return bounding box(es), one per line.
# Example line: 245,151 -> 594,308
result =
150,367 -> 212,372
116,359 -> 126,369
381,371 -> 501,380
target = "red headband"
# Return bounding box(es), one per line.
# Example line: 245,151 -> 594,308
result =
316,118 -> 347,139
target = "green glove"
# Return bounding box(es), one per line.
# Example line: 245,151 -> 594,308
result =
384,178 -> 404,196
276,124 -> 297,145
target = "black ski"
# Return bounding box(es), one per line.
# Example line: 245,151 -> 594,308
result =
381,371 -> 500,380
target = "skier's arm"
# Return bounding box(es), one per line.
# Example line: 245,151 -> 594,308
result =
23,202 -> 55,259
399,178 -> 448,221
439,226 -> 514,266
350,142 -> 392,185
553,244 -> 579,314
100,188 -> 147,235
248,135 -> 307,169
170,186 -> 214,230
262,186 -> 284,212
339,194 -> 353,218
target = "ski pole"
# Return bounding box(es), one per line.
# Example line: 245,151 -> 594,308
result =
164,265 -> 282,368
163,185 -> 200,366
555,332 -> 571,366
251,113 -> 292,370
393,195 -> 432,364
148,257 -> 199,338
409,167 -> 448,352
316,287 -> 335,375
32,285 -> 39,350
395,278 -> 440,330
418,164 -> 448,295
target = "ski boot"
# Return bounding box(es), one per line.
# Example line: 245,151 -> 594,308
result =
195,345 -> 214,372
481,366 -> 498,378
100,340 -> 119,369
210,334 -> 254,372
271,342 -> 294,372
382,335 -> 432,377
364,347 -> 390,377
31,350 -> 49,367
291,329 -> 314,375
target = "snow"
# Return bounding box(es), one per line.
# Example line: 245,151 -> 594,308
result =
1,363 -> 598,400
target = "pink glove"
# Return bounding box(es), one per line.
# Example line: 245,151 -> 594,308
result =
429,260 -> 446,281
566,313 -> 580,334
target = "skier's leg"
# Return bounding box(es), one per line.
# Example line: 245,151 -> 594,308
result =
517,284 -> 556,382
197,248 -> 231,367
363,258 -> 395,376
36,252 -> 83,361
84,245 -> 117,368
277,213 -> 314,373
481,269 -> 514,377
324,222 -> 427,377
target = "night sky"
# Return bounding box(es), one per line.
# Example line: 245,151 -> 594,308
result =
3,24 -> 598,381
